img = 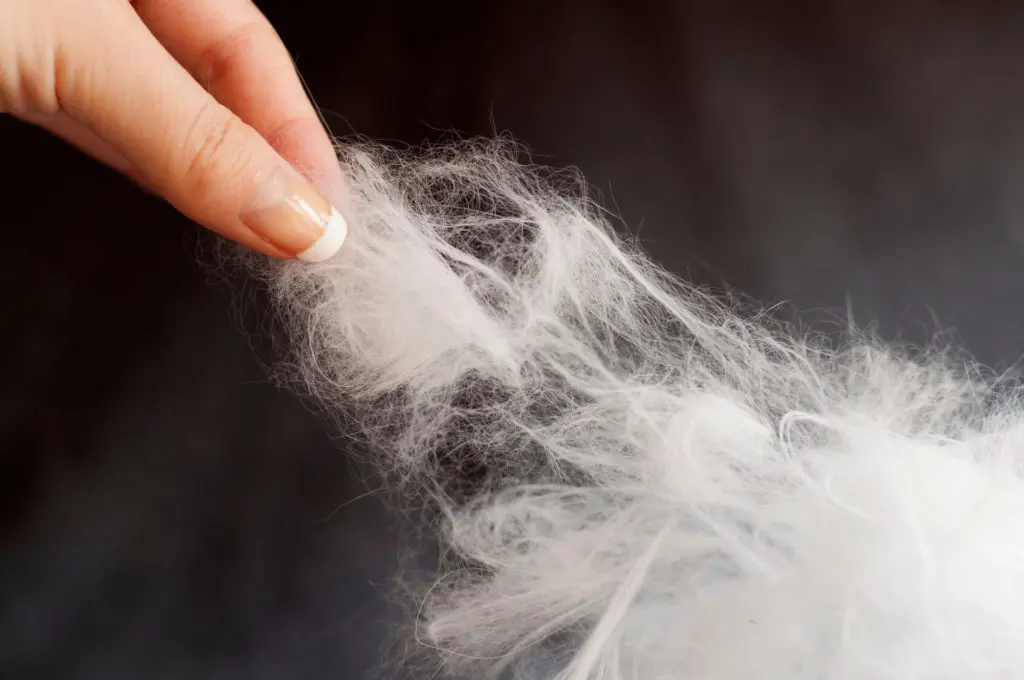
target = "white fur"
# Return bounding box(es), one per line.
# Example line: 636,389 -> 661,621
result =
245,139 -> 1024,679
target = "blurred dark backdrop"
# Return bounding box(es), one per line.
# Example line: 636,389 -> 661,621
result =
4,1 -> 1024,678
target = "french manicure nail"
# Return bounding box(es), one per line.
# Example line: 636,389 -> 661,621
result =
241,165 -> 348,262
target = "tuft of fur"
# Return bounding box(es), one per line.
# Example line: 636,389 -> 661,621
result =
245,138 -> 1024,679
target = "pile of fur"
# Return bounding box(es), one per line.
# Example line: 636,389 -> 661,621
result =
247,139 -> 1024,679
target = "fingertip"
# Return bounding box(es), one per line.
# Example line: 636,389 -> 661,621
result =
240,163 -> 348,262
264,116 -> 346,198
296,206 -> 348,263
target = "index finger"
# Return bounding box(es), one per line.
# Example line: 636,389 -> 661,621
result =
133,0 -> 343,196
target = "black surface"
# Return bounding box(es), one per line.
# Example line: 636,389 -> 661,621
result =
5,1 -> 1024,677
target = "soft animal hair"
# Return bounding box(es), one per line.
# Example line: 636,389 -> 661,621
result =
241,138 -> 1024,679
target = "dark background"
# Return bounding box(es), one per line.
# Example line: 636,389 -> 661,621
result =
4,1 -> 1024,678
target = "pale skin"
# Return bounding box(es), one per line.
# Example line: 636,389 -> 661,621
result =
1,0 -> 348,261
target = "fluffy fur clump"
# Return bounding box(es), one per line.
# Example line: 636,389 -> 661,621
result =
248,139 -> 1024,679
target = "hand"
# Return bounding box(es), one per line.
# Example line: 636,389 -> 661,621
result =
1,0 -> 347,261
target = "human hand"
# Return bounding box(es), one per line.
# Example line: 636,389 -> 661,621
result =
1,0 -> 347,261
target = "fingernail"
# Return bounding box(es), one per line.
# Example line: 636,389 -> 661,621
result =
241,165 -> 348,262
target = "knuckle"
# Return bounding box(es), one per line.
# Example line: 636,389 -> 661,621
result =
0,34 -> 59,115
194,22 -> 264,89
177,102 -> 251,194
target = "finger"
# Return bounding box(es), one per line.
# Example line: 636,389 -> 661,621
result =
15,110 -> 156,193
54,2 -> 346,261
133,0 -> 343,195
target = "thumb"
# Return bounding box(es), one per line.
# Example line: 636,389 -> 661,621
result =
54,2 -> 347,261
